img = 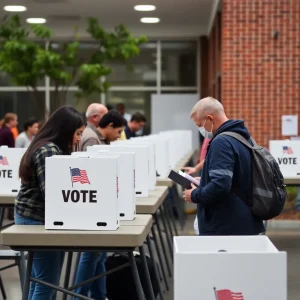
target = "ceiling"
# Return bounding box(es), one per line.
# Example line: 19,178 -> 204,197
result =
0,0 -> 220,37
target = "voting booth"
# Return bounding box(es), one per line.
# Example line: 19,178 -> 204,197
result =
0,146 -> 26,194
269,140 -> 300,178
86,146 -> 136,220
114,139 -> 156,190
174,236 -> 287,300
95,145 -> 150,197
45,155 -> 120,230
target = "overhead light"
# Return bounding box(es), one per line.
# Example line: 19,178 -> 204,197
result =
141,17 -> 160,24
3,5 -> 27,12
134,5 -> 156,11
26,18 -> 47,24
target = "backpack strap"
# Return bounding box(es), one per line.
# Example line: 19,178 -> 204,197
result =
220,132 -> 258,149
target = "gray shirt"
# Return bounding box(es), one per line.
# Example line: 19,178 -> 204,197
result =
79,123 -> 108,151
15,132 -> 33,148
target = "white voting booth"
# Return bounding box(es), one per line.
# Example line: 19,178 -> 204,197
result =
85,146 -> 136,220
113,139 -> 156,190
95,144 -> 150,197
45,155 -> 120,230
0,146 -> 26,194
174,236 -> 287,300
269,140 -> 300,178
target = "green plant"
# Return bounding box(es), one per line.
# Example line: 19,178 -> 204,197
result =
0,15 -> 147,116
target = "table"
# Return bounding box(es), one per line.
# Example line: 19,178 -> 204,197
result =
156,150 -> 196,229
136,186 -> 174,291
284,177 -> 300,186
1,215 -> 161,300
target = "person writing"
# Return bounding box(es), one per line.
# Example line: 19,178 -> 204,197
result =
14,106 -> 85,299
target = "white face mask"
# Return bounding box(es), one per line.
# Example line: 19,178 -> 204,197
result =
198,119 -> 213,139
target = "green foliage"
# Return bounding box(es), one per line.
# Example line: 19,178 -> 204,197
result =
0,14 -> 147,104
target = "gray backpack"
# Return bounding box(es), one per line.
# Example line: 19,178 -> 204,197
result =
221,132 -> 286,220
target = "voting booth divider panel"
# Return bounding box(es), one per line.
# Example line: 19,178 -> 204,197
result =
0,147 -> 27,195
113,139 -> 156,191
84,148 -> 136,221
45,155 -> 120,230
94,145 -> 150,198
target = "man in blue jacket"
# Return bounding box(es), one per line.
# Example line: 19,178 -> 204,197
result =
184,97 -> 265,235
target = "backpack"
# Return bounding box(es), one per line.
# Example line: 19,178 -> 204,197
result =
105,252 -> 159,300
220,132 -> 286,220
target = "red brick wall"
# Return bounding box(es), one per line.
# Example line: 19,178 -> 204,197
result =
222,0 -> 300,148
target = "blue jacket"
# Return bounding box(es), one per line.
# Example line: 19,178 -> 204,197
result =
191,120 -> 265,235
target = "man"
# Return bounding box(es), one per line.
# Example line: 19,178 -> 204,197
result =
79,103 -> 108,151
116,103 -> 131,123
97,111 -> 127,142
183,97 -> 264,236
124,112 -> 146,139
75,103 -> 108,300
15,118 -> 39,148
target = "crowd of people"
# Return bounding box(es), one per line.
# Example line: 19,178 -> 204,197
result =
0,103 -> 147,299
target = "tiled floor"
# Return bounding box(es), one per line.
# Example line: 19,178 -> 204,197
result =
0,215 -> 299,300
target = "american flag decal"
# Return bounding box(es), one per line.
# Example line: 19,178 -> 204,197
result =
283,146 -> 293,155
70,168 -> 90,186
216,289 -> 244,300
0,155 -> 8,166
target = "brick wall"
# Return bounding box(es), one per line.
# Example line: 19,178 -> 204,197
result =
222,0 -> 300,147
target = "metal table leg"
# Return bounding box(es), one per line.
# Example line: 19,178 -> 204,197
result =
128,251 -> 146,300
154,213 -> 172,277
146,235 -> 165,300
62,252 -> 73,300
159,207 -> 173,262
139,245 -> 155,300
22,251 -> 33,300
151,227 -> 169,291
166,196 -> 179,236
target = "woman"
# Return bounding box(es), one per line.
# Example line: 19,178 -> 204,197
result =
14,106 -> 85,300
0,113 -> 18,147
15,118 -> 39,148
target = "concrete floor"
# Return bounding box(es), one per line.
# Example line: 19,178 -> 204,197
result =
0,215 -> 299,300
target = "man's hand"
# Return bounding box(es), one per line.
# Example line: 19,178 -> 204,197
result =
183,183 -> 197,203
182,166 -> 197,175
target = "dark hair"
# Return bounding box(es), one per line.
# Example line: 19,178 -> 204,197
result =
23,118 -> 39,131
98,111 -> 127,129
130,112 -> 147,123
116,103 -> 125,109
19,106 -> 85,182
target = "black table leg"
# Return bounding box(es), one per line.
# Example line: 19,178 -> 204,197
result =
62,251 -> 73,300
139,245 -> 155,300
154,212 -> 172,277
151,227 -> 169,291
128,251 -> 146,300
159,207 -> 173,262
22,251 -> 33,300
146,235 -> 165,300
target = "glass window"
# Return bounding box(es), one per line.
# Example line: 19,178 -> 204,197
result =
50,91 -> 100,115
0,91 -> 45,131
106,91 -> 153,134
161,41 -> 197,87
106,42 -> 157,87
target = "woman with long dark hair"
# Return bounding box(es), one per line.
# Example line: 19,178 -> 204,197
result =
15,106 -> 85,300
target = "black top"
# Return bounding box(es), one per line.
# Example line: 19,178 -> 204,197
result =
124,126 -> 135,139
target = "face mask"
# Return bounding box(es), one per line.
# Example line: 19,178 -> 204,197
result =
198,118 -> 213,139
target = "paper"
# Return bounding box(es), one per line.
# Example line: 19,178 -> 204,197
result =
282,115 -> 298,136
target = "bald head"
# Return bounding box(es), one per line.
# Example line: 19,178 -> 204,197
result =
190,97 -> 228,134
190,97 -> 225,120
86,103 -> 108,127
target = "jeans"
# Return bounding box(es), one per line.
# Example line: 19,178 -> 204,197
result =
14,212 -> 65,300
74,252 -> 107,300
